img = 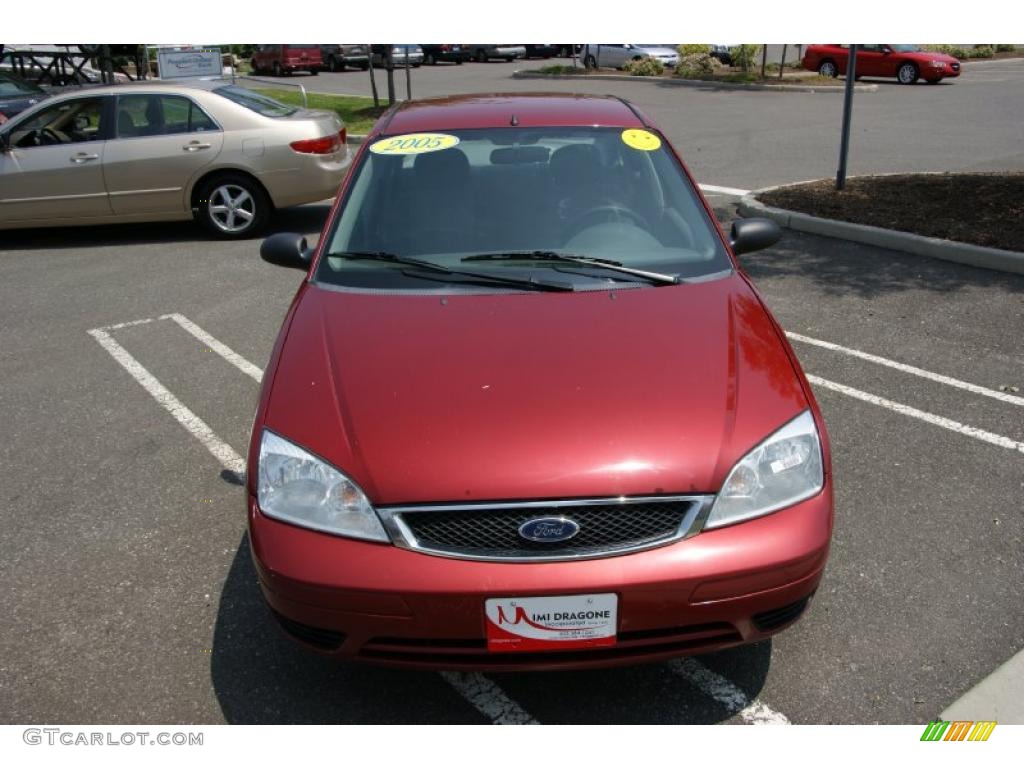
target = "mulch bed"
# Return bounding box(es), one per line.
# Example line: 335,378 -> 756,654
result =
759,173 -> 1024,252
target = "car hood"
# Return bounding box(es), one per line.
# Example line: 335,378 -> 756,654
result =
912,51 -> 959,63
263,274 -> 809,505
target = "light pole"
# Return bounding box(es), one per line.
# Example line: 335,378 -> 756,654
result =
836,44 -> 859,191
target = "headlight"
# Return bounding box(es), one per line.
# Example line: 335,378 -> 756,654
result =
705,410 -> 823,529
930,60 -> 946,67
258,430 -> 388,542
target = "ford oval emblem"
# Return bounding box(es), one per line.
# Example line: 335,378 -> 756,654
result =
518,517 -> 580,543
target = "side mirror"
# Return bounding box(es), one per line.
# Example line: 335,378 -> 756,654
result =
260,232 -> 313,270
729,218 -> 782,256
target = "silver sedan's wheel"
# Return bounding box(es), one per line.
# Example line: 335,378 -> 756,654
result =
195,175 -> 269,238
818,60 -> 838,77
897,62 -> 919,84
208,184 -> 256,234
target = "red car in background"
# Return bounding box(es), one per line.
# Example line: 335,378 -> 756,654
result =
803,44 -> 961,84
251,44 -> 323,76
250,93 -> 833,670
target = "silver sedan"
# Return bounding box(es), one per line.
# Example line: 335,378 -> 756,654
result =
0,80 -> 350,238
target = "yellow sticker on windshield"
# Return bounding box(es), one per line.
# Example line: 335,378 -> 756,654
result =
621,129 -> 661,152
369,133 -> 460,155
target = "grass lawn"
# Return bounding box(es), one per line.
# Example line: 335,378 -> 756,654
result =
252,88 -> 387,134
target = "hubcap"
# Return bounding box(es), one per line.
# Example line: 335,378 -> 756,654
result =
899,65 -> 914,82
208,184 -> 255,233
821,62 -> 836,77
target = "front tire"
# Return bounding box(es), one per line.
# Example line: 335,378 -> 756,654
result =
897,62 -> 919,84
818,60 -> 838,78
195,174 -> 270,239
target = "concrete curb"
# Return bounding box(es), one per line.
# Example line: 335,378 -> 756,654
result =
941,647 -> 1024,723
738,185 -> 1024,275
512,70 -> 879,93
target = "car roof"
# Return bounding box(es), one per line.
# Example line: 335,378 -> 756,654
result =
379,93 -> 649,135
38,79 -> 235,98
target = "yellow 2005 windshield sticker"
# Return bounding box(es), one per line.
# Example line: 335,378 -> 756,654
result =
621,129 -> 661,151
369,133 -> 460,155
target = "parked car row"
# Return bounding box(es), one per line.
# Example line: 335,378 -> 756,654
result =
246,44 -> 580,76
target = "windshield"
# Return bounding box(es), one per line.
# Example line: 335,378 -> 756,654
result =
213,85 -> 297,117
0,75 -> 42,97
317,126 -> 731,292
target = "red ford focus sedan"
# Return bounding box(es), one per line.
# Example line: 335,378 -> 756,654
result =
248,93 -> 833,670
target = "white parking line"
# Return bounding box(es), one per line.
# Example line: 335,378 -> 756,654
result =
699,184 -> 751,197
807,374 -> 1024,453
670,658 -> 790,724
788,332 -> 1024,407
439,672 -> 539,725
161,313 -> 264,383
88,326 -> 246,474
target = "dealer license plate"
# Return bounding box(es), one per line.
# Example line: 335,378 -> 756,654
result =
484,594 -> 617,652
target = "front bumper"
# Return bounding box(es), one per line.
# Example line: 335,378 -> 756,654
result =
249,488 -> 832,671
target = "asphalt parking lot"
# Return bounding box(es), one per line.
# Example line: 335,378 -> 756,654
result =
1,59 -> 1022,725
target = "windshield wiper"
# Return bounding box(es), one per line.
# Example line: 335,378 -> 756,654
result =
462,250 -> 680,285
326,250 -> 576,292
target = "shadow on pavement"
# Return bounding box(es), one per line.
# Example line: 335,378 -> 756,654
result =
738,230 -> 1024,299
0,204 -> 331,252
211,534 -> 776,724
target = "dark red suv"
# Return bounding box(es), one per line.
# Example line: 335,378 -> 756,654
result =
251,93 -> 833,670
251,44 -> 323,76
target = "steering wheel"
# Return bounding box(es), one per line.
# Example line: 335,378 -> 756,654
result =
566,204 -> 649,237
29,127 -> 66,146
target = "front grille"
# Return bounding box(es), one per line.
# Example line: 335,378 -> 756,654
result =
389,497 -> 706,561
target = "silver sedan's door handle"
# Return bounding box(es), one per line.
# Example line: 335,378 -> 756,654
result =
183,142 -> 212,152
70,152 -> 99,163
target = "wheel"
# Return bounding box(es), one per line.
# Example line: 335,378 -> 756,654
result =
425,52 -> 436,65
309,68 -> 319,76
897,62 -> 919,84
329,56 -> 343,72
475,48 -> 487,63
925,77 -> 942,84
272,61 -> 282,77
455,58 -> 462,65
195,174 -> 270,239
584,54 -> 597,68
818,60 -> 837,78
505,57 -> 514,63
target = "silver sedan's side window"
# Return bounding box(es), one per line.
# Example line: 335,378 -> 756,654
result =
115,94 -> 218,138
9,97 -> 106,148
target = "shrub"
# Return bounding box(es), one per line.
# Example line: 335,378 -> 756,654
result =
969,46 -> 994,58
994,44 -> 1017,53
677,44 -> 711,57
537,64 -> 580,75
674,53 -> 720,78
729,44 -> 761,72
924,44 -> 969,59
623,57 -> 665,77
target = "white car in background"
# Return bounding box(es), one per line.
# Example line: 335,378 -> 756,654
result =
581,44 -> 680,69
